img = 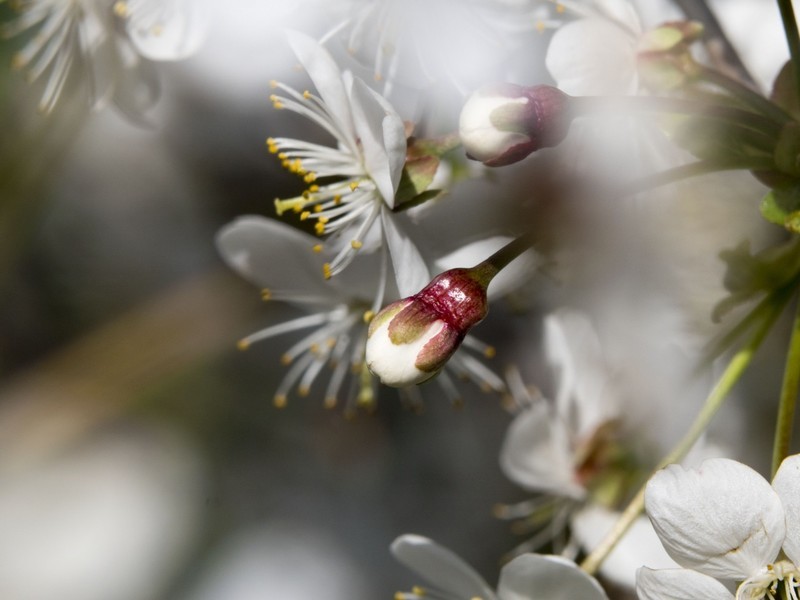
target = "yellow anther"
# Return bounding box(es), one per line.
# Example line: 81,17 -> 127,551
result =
310,343 -> 320,354
269,94 -> 278,102
10,52 -> 25,71
312,244 -> 323,253
323,263 -> 332,279
394,593 -> 404,600
484,346 -> 496,359
237,339 -> 250,351
326,338 -> 336,348
351,240 -> 363,250
363,310 -> 375,323
324,396 -> 337,409
315,222 -> 326,235
302,90 -> 312,99
349,181 -> 360,191
333,195 -> 342,205
273,395 -> 288,408
412,586 -> 426,596
374,72 -> 383,82
318,217 -> 329,224
304,172 -> 317,183
308,184 -> 320,192
269,80 -> 279,89
313,205 -> 323,212
298,385 -> 310,397
300,211 -> 311,221
535,20 -> 545,33
260,289 -> 272,301
277,152 -> 287,160
556,2 -> 565,12
280,354 -> 292,366
274,197 -> 306,216
113,0 -> 129,18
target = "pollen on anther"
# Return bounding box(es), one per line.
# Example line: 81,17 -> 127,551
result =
113,0 -> 129,17
269,80 -> 278,89
273,395 -> 288,408
322,263 -> 332,279
300,211 -> 311,221
351,240 -> 363,250
324,396 -> 337,409
260,289 -> 272,301
484,346 -> 496,358
280,353 -> 292,365
237,339 -> 251,351
312,244 -> 323,253
298,385 -> 310,397
363,310 -> 374,323
349,181 -> 360,191
302,90 -> 312,99
315,222 -> 326,235
304,172 -> 317,183
555,2 -> 565,12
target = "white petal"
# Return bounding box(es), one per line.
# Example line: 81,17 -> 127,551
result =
126,0 -> 209,61
381,210 -> 430,297
390,534 -> 496,600
434,237 -> 539,301
497,554 -> 608,600
644,459 -> 784,580
348,77 -> 406,207
286,30 -> 355,141
545,18 -> 638,95
772,453 -> 800,564
499,402 -> 585,499
636,567 -> 734,600
571,506 -> 678,589
215,216 -> 333,303
544,310 -> 617,440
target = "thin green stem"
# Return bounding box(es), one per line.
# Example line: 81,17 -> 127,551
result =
777,0 -> 800,100
698,65 -> 793,124
580,301 -> 782,576
617,156 -> 778,198
571,95 -> 784,136
470,232 -> 536,286
772,294 -> 800,476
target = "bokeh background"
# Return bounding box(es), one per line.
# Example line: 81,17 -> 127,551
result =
0,1 -> 796,599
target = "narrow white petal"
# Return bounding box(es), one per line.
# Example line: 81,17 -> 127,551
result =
286,30 -> 355,141
497,554 -> 608,600
636,567 -> 734,600
381,210 -> 430,297
571,506 -> 678,589
499,402 -> 584,499
644,459 -> 784,580
215,216 -> 333,303
348,77 -> 406,206
772,453 -> 800,564
390,534 -> 497,600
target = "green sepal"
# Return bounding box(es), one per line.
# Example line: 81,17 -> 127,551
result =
671,114 -> 775,161
760,185 -> 800,228
771,60 -> 800,120
394,155 -> 441,207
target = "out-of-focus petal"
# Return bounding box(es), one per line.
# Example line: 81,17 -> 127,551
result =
636,567 -> 734,600
497,554 -> 608,600
390,534 -> 497,600
644,459 -> 784,580
381,210 -> 430,297
126,0 -> 209,61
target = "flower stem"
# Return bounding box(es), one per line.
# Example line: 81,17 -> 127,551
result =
697,65 -> 792,124
470,232 -> 536,286
580,300 -> 783,576
777,0 -> 800,100
772,293 -> 800,476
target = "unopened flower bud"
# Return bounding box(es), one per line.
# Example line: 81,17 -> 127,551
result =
366,268 -> 490,387
458,83 -> 573,167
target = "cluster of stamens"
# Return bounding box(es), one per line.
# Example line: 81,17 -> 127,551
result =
267,80 -> 384,280
737,561 -> 800,600
393,585 -> 486,600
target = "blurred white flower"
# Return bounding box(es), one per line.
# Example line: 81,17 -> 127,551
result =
638,455 -> 800,600
2,0 -> 207,114
497,309 -> 680,587
391,533 -> 608,600
0,428 -> 204,600
269,30 -> 429,295
216,216 -> 506,413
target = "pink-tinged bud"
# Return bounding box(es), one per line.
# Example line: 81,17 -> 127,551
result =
366,268 -> 490,387
458,83 -> 573,167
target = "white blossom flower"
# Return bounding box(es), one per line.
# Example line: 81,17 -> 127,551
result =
216,216 -> 505,413
268,30 -> 429,296
1,0 -> 206,114
497,308 -> 681,587
638,454 -> 800,600
391,533 -> 609,600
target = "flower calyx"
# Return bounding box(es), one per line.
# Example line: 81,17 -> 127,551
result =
366,267 -> 490,387
459,83 -> 573,167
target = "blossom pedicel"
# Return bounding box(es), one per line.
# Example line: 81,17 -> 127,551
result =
366,267 -> 490,387
458,83 -> 573,167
